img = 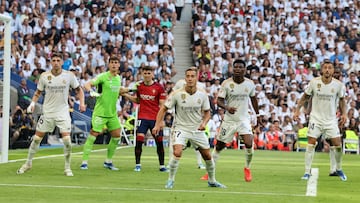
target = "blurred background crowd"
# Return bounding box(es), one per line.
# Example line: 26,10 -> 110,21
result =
1,0 -> 360,151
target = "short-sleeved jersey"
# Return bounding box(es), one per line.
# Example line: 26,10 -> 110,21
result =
136,81 -> 166,120
37,70 -> 79,117
218,78 -> 256,122
305,77 -> 345,124
91,71 -> 122,117
165,87 -> 210,132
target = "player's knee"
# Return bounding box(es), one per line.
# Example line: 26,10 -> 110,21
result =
245,143 -> 253,148
33,135 -> 43,143
335,146 -> 342,152
215,141 -> 226,151
136,135 -> 145,142
307,137 -> 317,145
62,136 -> 71,145
113,129 -> 122,137
173,149 -> 183,158
203,153 -> 212,160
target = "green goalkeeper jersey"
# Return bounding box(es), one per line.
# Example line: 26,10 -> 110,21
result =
92,71 -> 121,118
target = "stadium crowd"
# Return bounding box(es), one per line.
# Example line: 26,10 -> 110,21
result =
189,0 -> 360,151
1,0 -> 360,151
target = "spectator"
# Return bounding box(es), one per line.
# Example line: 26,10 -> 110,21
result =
265,123 -> 285,151
17,79 -> 31,110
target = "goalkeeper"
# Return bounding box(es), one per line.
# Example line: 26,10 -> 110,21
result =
80,56 -> 130,170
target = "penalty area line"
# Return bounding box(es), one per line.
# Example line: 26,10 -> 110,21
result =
0,183 -> 306,197
2,146 -> 132,164
305,168 -> 318,197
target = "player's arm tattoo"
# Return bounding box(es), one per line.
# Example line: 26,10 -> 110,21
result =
339,97 -> 347,117
296,94 -> 311,112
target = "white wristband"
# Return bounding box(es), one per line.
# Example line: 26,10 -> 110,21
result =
27,101 -> 35,113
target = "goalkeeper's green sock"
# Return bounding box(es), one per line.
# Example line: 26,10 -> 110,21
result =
106,137 -> 120,163
82,135 -> 96,163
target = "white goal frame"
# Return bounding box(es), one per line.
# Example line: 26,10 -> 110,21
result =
0,14 -> 12,163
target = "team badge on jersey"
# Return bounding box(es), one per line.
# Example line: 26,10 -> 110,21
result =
47,75 -> 52,84
331,88 -> 334,93
63,80 -> 66,84
245,88 -> 248,93
181,93 -> 186,103
317,83 -> 321,91
230,83 -> 235,92
197,98 -> 201,104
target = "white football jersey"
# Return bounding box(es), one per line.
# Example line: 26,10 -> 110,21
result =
305,77 -> 345,124
218,78 -> 256,122
165,88 -> 210,132
37,71 -> 80,117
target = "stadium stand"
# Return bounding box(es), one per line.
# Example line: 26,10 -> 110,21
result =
0,0 -> 359,151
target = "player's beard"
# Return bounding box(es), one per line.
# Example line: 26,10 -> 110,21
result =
324,71 -> 332,79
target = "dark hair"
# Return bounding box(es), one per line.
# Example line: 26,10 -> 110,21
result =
109,56 -> 120,62
233,59 -> 246,67
142,66 -> 153,71
51,52 -> 63,59
185,66 -> 198,74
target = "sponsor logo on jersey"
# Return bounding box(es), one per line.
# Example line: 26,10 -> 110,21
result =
140,94 -> 155,100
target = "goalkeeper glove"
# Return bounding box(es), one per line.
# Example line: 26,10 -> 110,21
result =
128,82 -> 140,92
90,90 -> 101,97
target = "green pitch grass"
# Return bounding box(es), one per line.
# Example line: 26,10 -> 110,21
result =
0,146 -> 359,203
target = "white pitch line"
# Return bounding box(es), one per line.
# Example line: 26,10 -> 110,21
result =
0,183 -> 306,197
305,168 -> 318,197
1,146 -> 132,164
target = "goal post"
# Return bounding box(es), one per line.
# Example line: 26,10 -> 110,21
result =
0,14 -> 12,163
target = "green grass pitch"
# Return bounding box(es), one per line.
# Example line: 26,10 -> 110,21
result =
0,145 -> 359,203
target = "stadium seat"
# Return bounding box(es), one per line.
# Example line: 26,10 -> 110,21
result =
120,124 -> 134,146
162,127 -> 171,147
120,116 -> 135,145
343,130 -> 359,154
71,120 -> 89,144
237,137 -> 245,150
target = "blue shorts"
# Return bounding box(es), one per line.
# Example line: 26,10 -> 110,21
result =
137,119 -> 163,136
